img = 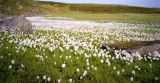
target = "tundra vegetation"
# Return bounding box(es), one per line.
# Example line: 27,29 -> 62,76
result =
0,0 -> 160,83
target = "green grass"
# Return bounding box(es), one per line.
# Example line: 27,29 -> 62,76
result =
50,12 -> 160,23
1,0 -> 160,16
69,4 -> 160,14
39,1 -> 160,14
39,1 -> 160,23
1,1 -> 160,82
0,30 -> 160,83
0,0 -> 47,15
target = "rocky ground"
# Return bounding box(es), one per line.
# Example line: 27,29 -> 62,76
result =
0,15 -> 33,33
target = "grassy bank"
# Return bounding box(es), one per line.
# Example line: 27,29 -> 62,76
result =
49,12 -> 160,23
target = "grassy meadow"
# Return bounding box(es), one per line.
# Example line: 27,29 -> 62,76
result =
0,0 -> 160,83
40,1 -> 160,23
0,30 -> 160,83
51,12 -> 160,23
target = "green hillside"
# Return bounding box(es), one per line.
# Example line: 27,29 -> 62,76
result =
0,0 -> 42,15
38,1 -> 160,23
39,1 -> 68,7
39,1 -> 160,14
1,0 -> 160,15
69,4 -> 160,14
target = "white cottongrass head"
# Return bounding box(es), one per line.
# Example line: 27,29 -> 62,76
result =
132,70 -> 135,75
69,78 -> 72,83
155,77 -> 159,80
37,76 -> 40,79
80,76 -> 83,80
47,77 -> 51,82
43,75 -> 47,80
58,79 -> 61,83
83,70 -> 87,76
149,64 -> 152,68
101,59 -> 104,63
11,60 -> 15,64
117,71 -> 120,75
54,62 -> 57,65
76,68 -> 80,72
8,65 -> 12,69
130,77 -> 134,81
21,64 -> 24,67
113,66 -> 116,70
62,63 -> 66,68
94,67 -> 97,71
0,56 -> 3,59
122,69 -> 125,73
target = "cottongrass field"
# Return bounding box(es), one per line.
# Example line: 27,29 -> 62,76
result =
0,17 -> 160,83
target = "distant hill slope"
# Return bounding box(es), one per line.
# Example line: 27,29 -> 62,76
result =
0,0 -> 44,15
39,1 -> 160,14
69,4 -> 160,14
39,1 -> 68,7
1,0 -> 160,15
